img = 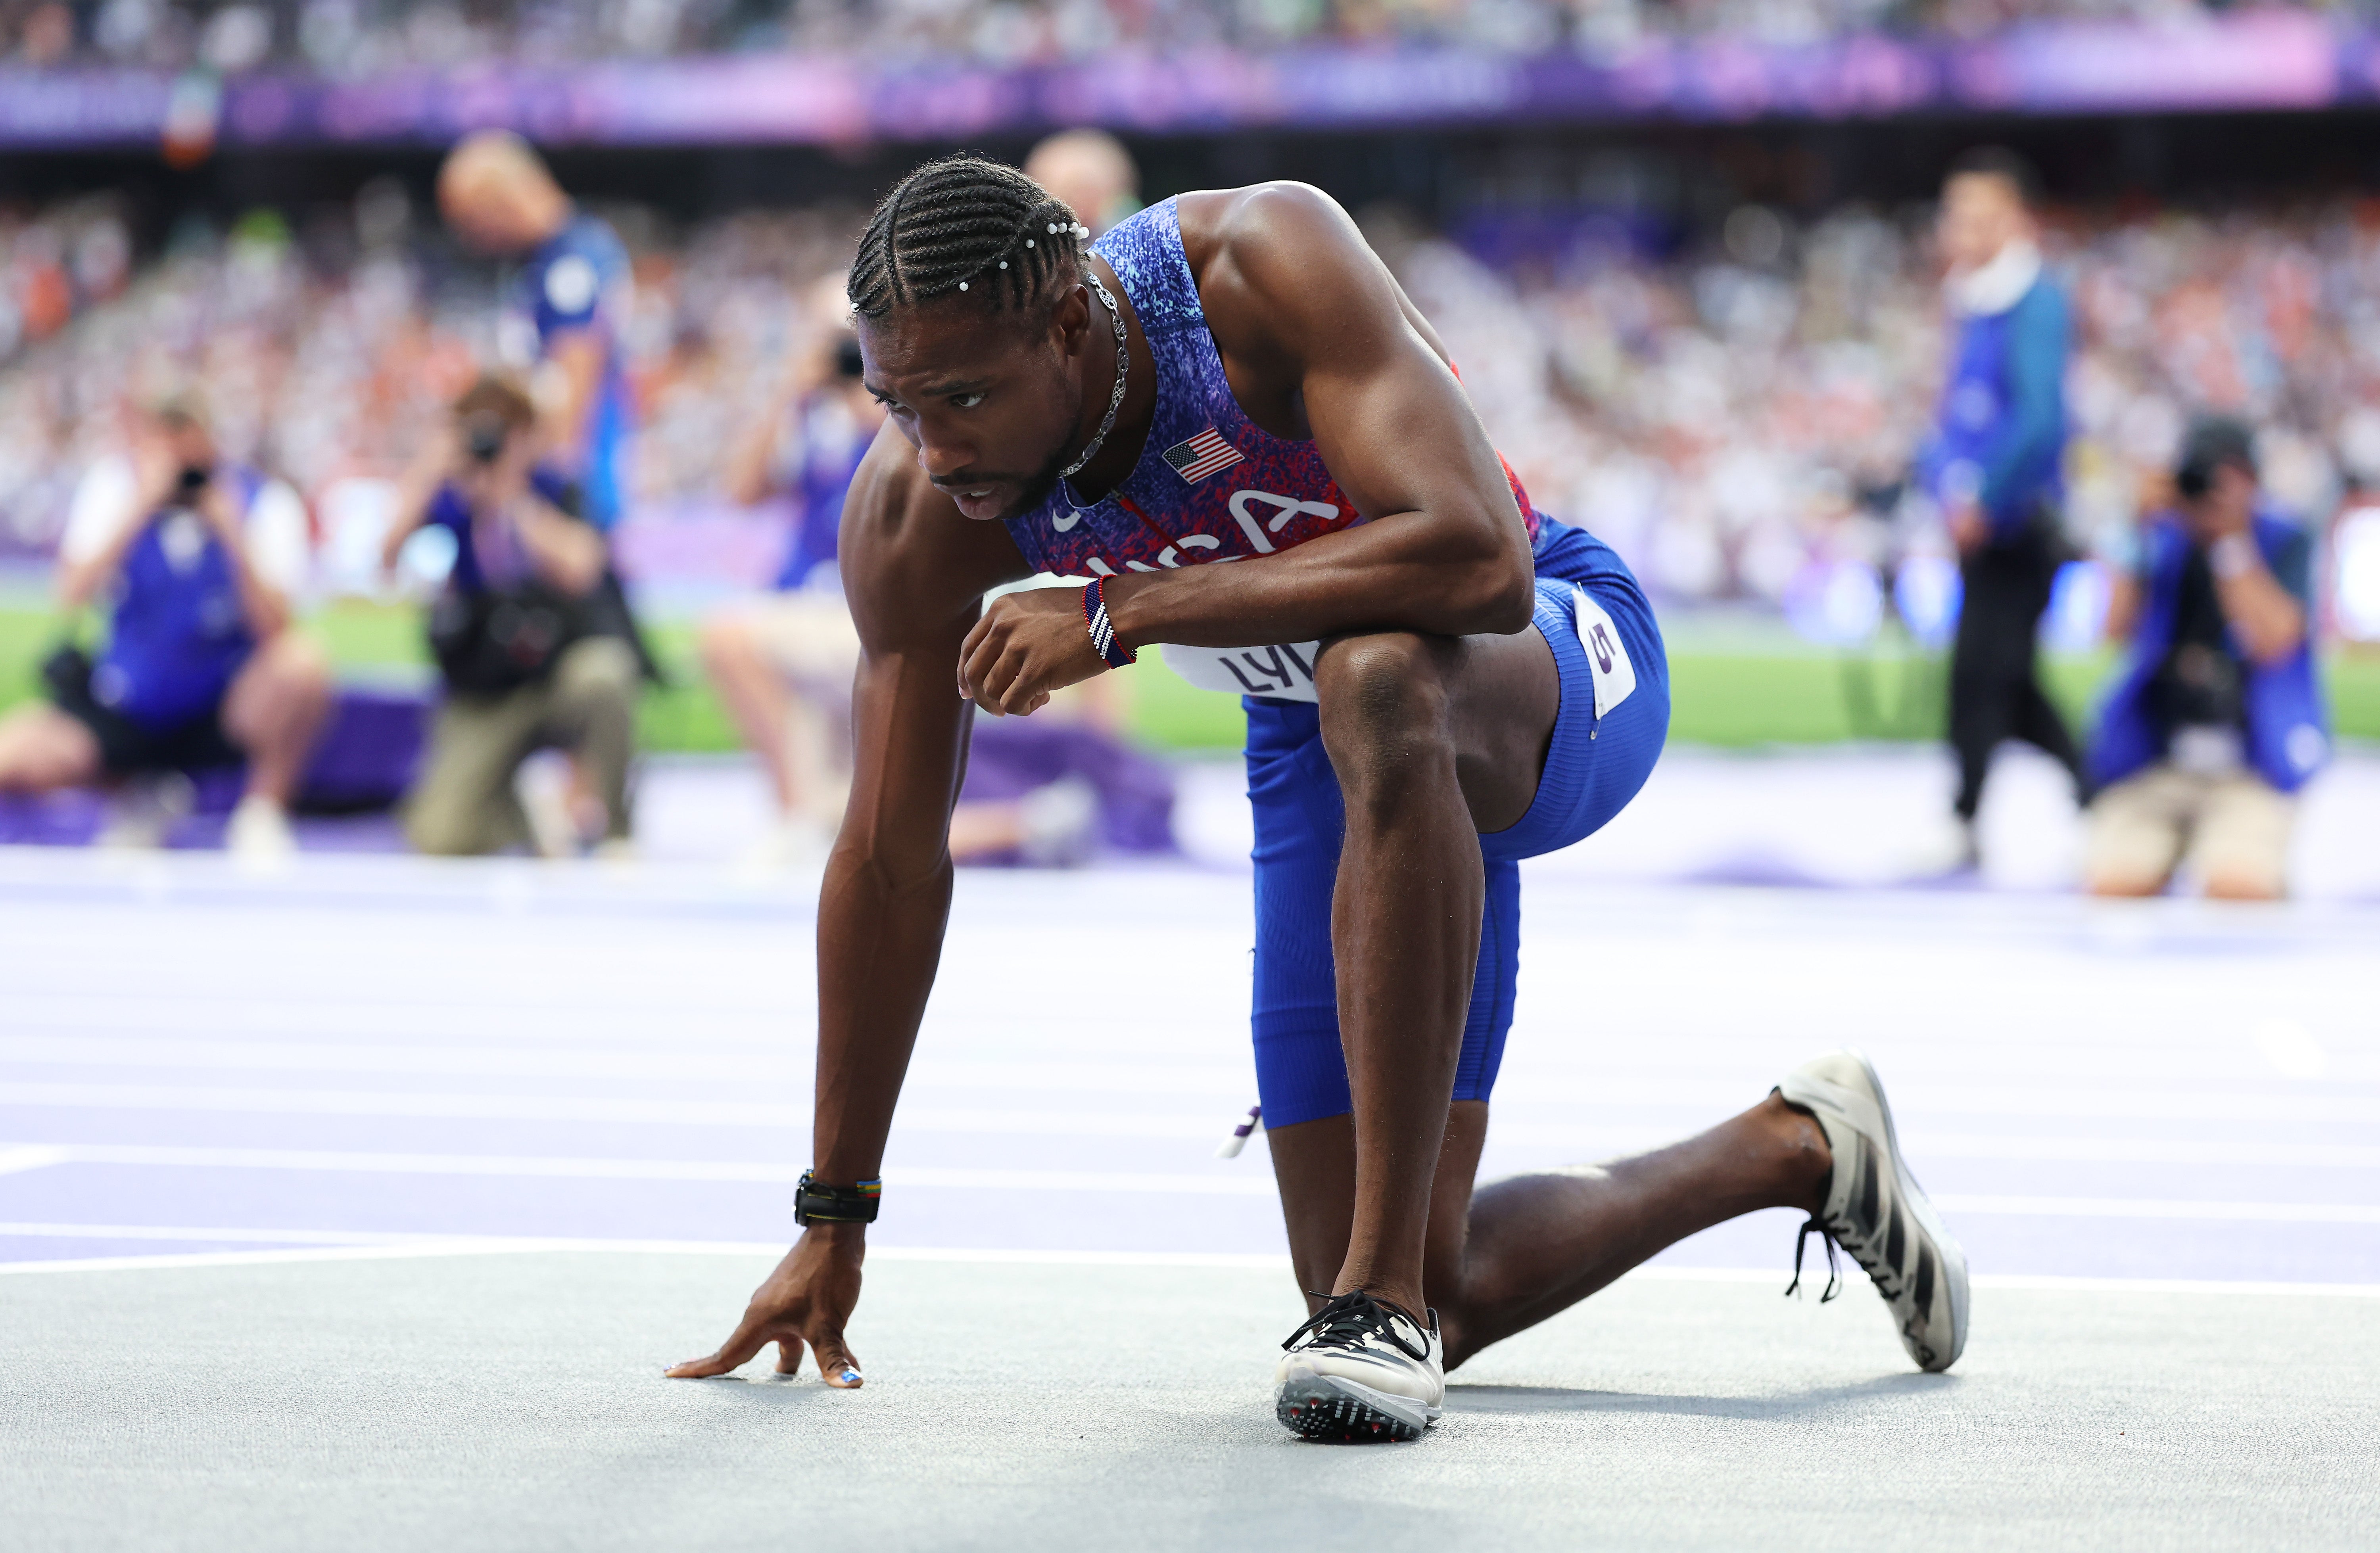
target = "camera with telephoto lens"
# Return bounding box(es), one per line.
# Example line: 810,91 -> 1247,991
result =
464,415 -> 509,466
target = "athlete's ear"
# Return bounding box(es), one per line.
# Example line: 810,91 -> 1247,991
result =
1047,280 -> 1091,361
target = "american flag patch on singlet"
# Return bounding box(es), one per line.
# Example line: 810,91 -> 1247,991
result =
1161,427 -> 1246,483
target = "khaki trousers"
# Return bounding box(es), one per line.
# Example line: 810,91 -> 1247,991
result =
2083,761 -> 2294,897
405,638 -> 638,857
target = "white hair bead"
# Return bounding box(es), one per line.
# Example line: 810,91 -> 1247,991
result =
1047,223 -> 1059,234
958,281 -> 968,291
1025,239 -> 1034,247
999,261 -> 1008,269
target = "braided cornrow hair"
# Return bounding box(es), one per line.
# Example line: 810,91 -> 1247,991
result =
847,155 -> 1092,320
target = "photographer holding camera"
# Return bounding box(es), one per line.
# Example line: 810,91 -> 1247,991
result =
2084,416 -> 2328,899
0,391 -> 328,858
383,375 -> 637,857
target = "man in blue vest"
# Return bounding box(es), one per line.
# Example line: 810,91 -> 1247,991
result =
0,393 -> 330,857
1915,148 -> 2091,874
2085,417 -> 2326,899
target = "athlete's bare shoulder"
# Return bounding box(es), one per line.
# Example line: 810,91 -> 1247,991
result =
1172,184 -> 1452,429
839,424 -> 1032,652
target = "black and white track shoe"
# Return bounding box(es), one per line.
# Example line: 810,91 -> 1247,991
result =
1274,1290 -> 1444,1442
1778,1049 -> 1969,1373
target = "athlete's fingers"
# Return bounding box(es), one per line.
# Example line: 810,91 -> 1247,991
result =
958,609 -> 996,664
973,644 -> 1021,715
773,1336 -> 806,1375
959,627 -> 1010,709
810,1330 -> 864,1389
990,644 -> 1038,715
662,1317 -> 772,1378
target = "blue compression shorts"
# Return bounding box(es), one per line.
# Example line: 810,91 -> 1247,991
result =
1244,535 -> 1669,1129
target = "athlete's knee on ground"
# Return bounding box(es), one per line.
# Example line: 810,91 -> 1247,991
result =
1315,633 -> 1453,791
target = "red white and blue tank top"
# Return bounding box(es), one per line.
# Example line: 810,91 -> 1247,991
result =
1003,197 -> 1540,580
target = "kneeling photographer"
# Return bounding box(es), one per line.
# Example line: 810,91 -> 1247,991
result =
2084,416 -> 2327,899
384,375 -> 639,857
0,391 -> 328,858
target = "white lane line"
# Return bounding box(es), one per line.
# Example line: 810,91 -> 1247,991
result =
2,1235 -> 2376,1298
0,1145 -> 66,1176
0,1245 -> 538,1276
11,1144 -> 2378,1221
1900,1133 -> 2380,1170
10,1144 -> 1279,1195
0,1085 -> 1239,1135
11,1080 -> 2380,1164
0,1082 -> 811,1127
10,1073 -> 2380,1127
1486,1128 -> 2380,1170
0,1060 -> 1257,1098
0,1221 -> 480,1245
1931,1194 -> 2380,1224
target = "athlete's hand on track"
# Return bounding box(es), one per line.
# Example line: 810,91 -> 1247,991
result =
959,585 -> 1109,715
664,1229 -> 866,1386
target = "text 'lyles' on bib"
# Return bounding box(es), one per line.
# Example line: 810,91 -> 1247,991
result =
1161,640 -> 1322,702
1571,586 -> 1636,720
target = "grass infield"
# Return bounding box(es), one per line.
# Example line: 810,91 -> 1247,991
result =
3,600 -> 2376,753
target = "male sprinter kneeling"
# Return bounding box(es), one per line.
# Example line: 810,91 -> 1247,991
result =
668,158 -> 1967,1437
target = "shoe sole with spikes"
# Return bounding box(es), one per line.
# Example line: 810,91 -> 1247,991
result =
1276,1374 -> 1439,1442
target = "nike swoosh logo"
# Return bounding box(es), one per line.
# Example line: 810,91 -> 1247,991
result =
1052,509 -> 1081,531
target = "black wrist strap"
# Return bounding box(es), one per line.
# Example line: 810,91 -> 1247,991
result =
794,1171 -> 881,1226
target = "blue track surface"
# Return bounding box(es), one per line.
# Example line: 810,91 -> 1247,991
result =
1,848 -> 2374,1288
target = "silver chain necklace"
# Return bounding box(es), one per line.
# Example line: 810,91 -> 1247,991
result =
1059,269 -> 1130,485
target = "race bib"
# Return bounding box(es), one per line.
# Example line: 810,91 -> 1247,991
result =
1161,640 -> 1322,702
1572,587 -> 1636,720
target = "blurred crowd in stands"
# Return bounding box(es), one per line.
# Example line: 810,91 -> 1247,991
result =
0,0 -> 2355,73
0,179 -> 2369,611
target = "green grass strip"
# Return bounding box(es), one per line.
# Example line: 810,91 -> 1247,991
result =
4,600 -> 2377,753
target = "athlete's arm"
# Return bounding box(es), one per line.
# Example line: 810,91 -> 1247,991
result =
959,183 -> 1536,714
668,429 -> 1027,1385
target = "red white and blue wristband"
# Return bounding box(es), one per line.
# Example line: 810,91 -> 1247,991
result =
1082,577 -> 1136,670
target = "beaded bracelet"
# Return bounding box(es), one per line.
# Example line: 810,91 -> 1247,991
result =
1081,576 -> 1137,669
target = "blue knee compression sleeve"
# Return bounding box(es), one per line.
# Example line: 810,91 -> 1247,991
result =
1241,525 -> 1669,1130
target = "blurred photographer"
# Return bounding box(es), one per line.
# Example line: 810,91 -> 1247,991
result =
0,392 -> 328,858
701,319 -> 882,865
2084,417 -> 2328,899
383,376 -> 637,857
